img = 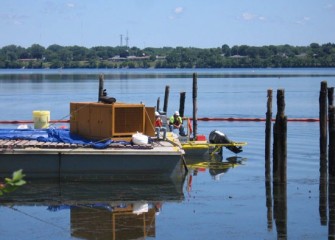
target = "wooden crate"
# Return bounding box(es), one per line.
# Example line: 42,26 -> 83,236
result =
112,104 -> 145,136
144,107 -> 155,137
70,102 -> 154,140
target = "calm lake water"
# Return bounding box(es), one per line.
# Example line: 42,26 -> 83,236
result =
1,68 -> 335,239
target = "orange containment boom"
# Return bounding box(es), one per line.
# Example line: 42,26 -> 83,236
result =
0,120 -> 70,124
0,117 -> 320,124
192,117 -> 319,122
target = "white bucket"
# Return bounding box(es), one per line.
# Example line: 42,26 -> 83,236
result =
33,110 -> 50,129
132,132 -> 148,145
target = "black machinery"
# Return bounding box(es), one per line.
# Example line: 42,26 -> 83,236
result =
209,130 -> 243,154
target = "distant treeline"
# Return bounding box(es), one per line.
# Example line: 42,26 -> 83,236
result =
0,43 -> 334,69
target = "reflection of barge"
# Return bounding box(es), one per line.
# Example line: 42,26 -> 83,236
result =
1,178 -> 185,240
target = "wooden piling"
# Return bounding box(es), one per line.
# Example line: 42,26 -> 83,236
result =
265,89 -> 273,180
329,87 -> 334,106
192,73 -> 198,139
179,92 -> 186,118
273,89 -> 287,183
98,74 -> 104,101
265,89 -> 273,230
156,97 -> 160,112
163,85 -> 170,114
320,81 -> 328,158
329,105 -> 335,177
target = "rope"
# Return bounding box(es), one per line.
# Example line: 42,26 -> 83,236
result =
144,108 -> 156,132
48,102 -> 91,128
8,206 -> 69,232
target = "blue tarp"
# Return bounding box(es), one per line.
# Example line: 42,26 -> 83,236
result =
0,128 -> 127,149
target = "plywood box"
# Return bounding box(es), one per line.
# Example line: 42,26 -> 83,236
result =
145,107 -> 155,137
70,102 -> 155,140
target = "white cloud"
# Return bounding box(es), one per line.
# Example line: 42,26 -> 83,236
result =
175,7 -> 183,14
325,4 -> 334,9
241,12 -> 266,22
67,3 -> 75,8
0,13 -> 27,25
295,16 -> 311,25
242,12 -> 256,21
169,6 -> 184,20
258,16 -> 266,21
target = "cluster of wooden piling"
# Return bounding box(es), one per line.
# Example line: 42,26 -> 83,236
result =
319,81 -> 335,176
265,88 -> 288,183
156,73 -> 199,140
264,88 -> 288,238
318,80 -> 335,236
264,81 -> 335,238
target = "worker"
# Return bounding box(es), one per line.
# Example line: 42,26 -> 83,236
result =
155,111 -> 167,140
168,111 -> 187,136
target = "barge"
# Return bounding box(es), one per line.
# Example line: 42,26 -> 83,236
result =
0,132 -> 185,181
0,75 -> 185,182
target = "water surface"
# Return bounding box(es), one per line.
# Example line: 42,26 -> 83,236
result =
1,68 -> 335,239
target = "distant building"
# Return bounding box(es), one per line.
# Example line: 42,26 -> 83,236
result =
18,58 -> 37,62
126,55 -> 150,61
229,55 -> 247,59
109,55 -> 150,62
296,53 -> 308,58
155,55 -> 166,60
108,55 -> 127,62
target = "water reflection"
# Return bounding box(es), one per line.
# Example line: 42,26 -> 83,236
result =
185,154 -> 247,184
0,178 -> 185,240
1,68 -> 335,82
320,155 -> 328,226
265,178 -> 273,231
273,182 -> 287,239
329,176 -> 335,239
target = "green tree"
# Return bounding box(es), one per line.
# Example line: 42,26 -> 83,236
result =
27,44 -> 45,59
221,44 -> 230,56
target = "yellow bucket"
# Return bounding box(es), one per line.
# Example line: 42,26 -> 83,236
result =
33,110 -> 50,129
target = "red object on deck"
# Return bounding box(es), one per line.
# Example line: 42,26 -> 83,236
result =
196,135 -> 206,141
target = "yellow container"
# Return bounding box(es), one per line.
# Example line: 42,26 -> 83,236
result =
33,110 -> 50,129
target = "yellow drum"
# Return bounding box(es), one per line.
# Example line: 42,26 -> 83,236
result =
33,110 -> 50,129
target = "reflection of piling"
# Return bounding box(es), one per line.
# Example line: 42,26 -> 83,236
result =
265,89 -> 273,180
320,81 -> 328,159
156,97 -> 160,112
179,92 -> 186,118
330,106 -> 335,177
163,85 -> 170,114
320,153 -> 328,225
266,180 -> 273,231
273,89 -> 287,183
329,176 -> 335,238
192,73 -> 198,139
273,182 -> 287,239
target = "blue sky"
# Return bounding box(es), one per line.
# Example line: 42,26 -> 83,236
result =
1,0 -> 334,49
